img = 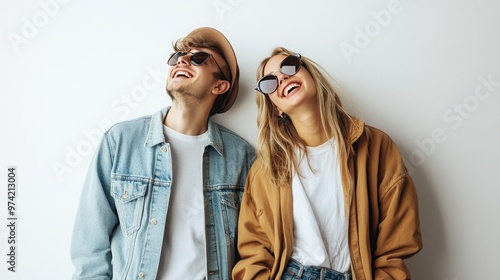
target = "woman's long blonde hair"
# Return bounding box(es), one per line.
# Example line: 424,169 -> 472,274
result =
256,47 -> 352,188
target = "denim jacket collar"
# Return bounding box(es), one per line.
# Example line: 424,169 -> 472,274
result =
144,107 -> 223,155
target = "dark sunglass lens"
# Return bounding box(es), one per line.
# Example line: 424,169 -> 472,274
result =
281,56 -> 301,76
167,52 -> 184,66
258,75 -> 278,94
191,52 -> 211,65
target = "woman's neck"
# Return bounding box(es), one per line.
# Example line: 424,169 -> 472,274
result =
289,111 -> 329,147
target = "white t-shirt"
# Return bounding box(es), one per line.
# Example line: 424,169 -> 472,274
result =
290,138 -> 351,272
157,125 -> 208,280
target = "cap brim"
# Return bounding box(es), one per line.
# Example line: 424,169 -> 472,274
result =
185,27 -> 239,113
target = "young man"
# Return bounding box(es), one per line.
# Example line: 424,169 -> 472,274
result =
71,27 -> 255,280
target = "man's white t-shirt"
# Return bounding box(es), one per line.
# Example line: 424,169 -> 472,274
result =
290,138 -> 351,272
157,125 -> 208,279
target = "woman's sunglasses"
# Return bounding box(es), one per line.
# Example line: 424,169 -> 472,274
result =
167,51 -> 227,80
255,53 -> 302,94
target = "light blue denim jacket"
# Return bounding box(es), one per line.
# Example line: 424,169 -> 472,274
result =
71,107 -> 255,280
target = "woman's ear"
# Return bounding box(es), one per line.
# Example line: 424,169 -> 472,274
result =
212,80 -> 230,96
275,106 -> 284,116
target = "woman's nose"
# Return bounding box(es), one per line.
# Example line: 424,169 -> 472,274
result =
278,73 -> 290,85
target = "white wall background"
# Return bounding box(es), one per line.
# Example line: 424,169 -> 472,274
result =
1,0 -> 499,279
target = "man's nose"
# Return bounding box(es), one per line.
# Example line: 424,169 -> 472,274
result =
176,53 -> 191,65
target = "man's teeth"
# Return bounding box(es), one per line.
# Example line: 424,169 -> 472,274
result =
174,71 -> 192,78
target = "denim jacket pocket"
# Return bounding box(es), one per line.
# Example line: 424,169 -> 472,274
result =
219,190 -> 243,239
111,176 -> 148,236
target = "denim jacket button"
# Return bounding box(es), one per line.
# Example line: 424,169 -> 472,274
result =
150,218 -> 157,225
138,272 -> 145,278
160,146 -> 167,153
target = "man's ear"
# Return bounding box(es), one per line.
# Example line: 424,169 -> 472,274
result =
212,80 -> 230,96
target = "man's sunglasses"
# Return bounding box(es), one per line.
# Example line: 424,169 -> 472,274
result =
255,54 -> 302,94
167,51 -> 227,80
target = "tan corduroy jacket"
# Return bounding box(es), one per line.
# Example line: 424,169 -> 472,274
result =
232,117 -> 423,280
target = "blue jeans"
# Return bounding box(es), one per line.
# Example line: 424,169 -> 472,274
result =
281,259 -> 352,280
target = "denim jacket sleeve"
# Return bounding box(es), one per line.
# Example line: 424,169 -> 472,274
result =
71,133 -> 117,280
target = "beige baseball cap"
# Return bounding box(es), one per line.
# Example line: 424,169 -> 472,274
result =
184,27 -> 239,114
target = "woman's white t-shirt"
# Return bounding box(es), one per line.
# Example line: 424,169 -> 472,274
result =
290,138 -> 351,272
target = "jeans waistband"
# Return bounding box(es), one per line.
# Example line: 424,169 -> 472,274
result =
282,258 -> 352,280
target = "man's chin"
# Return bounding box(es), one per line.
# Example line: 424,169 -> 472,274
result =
166,86 -> 191,100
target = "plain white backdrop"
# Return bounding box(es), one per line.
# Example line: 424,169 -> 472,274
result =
1,0 -> 499,279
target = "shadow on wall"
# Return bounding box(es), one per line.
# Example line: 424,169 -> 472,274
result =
406,164 -> 448,279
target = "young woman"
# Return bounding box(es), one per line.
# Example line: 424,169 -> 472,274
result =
232,47 -> 422,280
